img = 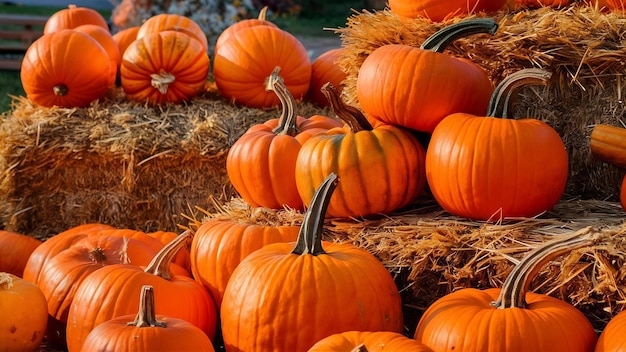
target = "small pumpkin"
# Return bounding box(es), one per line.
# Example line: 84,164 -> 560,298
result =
80,285 -> 215,352
388,0 -> 506,22
20,29 -> 112,108
595,308 -> 626,351
356,18 -> 496,133
308,331 -> 433,352
414,227 -> 599,351
308,48 -> 347,107
0,231 -> 41,277
425,68 -> 568,220
136,13 -> 208,53
0,273 -> 48,352
221,173 -> 404,352
43,4 -> 109,34
120,30 -> 210,105
74,24 -> 121,87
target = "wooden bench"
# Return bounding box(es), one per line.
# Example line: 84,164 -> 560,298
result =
0,14 -> 48,70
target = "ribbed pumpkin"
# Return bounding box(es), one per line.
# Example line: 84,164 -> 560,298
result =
356,18 -> 496,133
425,68 -> 568,220
120,30 -> 209,105
80,285 -> 215,352
43,4 -> 109,34
414,228 -> 599,351
308,331 -> 433,352
221,173 -> 404,352
595,308 -> 626,351
308,48 -> 347,107
0,231 -> 41,277
136,13 -> 208,53
213,25 -> 311,108
0,273 -> 48,352
226,68 -> 343,210
214,6 -> 277,54
20,29 -> 112,108
190,218 -> 300,307
388,0 -> 506,22
295,83 -> 426,218
73,24 -> 121,87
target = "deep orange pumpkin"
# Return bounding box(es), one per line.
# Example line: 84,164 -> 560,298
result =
20,29 -> 112,108
295,83 -> 427,218
414,228 -> 599,351
213,25 -> 311,108
308,48 -> 347,107
356,18 -> 496,133
73,24 -> 121,87
308,331 -> 433,351
214,6 -> 277,54
0,231 -> 41,277
120,30 -> 209,105
388,0 -> 506,22
221,173 -> 404,352
136,13 -> 208,53
596,308 -> 626,351
226,68 -> 343,210
425,68 -> 568,220
43,4 -> 109,34
80,285 -> 215,352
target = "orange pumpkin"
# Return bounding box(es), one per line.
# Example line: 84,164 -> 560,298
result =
136,13 -> 208,53
308,48 -> 347,107
0,273 -> 48,352
120,30 -> 209,105
43,4 -> 109,34
388,0 -> 506,22
80,285 -> 215,352
213,25 -> 311,108
214,6 -> 277,54
74,24 -> 121,87
113,26 -> 140,57
596,308 -> 626,351
20,29 -> 112,108
308,331 -> 433,351
0,231 -> 41,277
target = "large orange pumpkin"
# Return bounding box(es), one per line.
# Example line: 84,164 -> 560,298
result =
356,18 -> 496,133
120,30 -> 209,105
388,0 -> 506,22
425,68 -> 568,220
0,231 -> 41,277
213,25 -> 311,108
20,29 -> 112,108
308,331 -> 433,351
43,4 -> 109,34
221,173 -> 404,352
136,13 -> 208,53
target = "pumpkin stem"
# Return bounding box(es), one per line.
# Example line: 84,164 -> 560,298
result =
487,68 -> 552,119
321,82 -> 372,132
351,344 -> 369,352
143,230 -> 191,280
127,285 -> 167,328
0,272 -> 13,289
491,226 -> 598,309
258,6 -> 269,21
88,247 -> 107,264
420,18 -> 498,53
265,66 -> 299,136
150,70 -> 175,94
53,84 -> 69,97
291,173 -> 339,256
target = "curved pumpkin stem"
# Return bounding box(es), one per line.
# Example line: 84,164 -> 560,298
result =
258,6 -> 269,21
321,82 -> 372,132
487,68 -> 552,119
420,18 -> 498,53
265,66 -> 299,136
291,173 -> 339,256
127,285 -> 166,328
491,226 -> 598,309
143,230 -> 191,280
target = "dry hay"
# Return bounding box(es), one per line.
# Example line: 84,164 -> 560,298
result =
191,196 -> 626,334
0,89 -> 331,240
333,4 -> 626,200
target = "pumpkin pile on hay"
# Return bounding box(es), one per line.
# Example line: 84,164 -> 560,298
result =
334,4 -> 626,200
190,195 -> 626,334
0,89 -> 330,239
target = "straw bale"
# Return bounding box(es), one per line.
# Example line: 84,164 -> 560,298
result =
334,4 -> 626,200
192,196 -> 626,334
0,90 -> 330,240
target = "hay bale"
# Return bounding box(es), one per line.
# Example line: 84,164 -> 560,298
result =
0,89 -> 330,239
334,4 -> 626,200
192,196 -> 626,334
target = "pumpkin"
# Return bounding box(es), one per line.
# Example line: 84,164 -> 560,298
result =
136,13 -> 208,53
0,273 -> 48,352
226,67 -> 343,210
595,308 -> 626,351
113,26 -> 140,56
295,83 -> 427,218
0,231 -> 41,277
120,30 -> 209,105
190,218 -> 300,307
425,68 -> 568,220
214,6 -> 277,54
308,48 -> 347,107
66,231 -> 217,352
221,173 -> 404,352
308,331 -> 433,352
43,4 -> 109,34
80,285 -> 215,352
213,25 -> 311,108
73,24 -> 121,87
20,29 -> 112,108
414,227 -> 599,351
388,0 -> 506,22
590,124 -> 626,170
356,18 -> 496,133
